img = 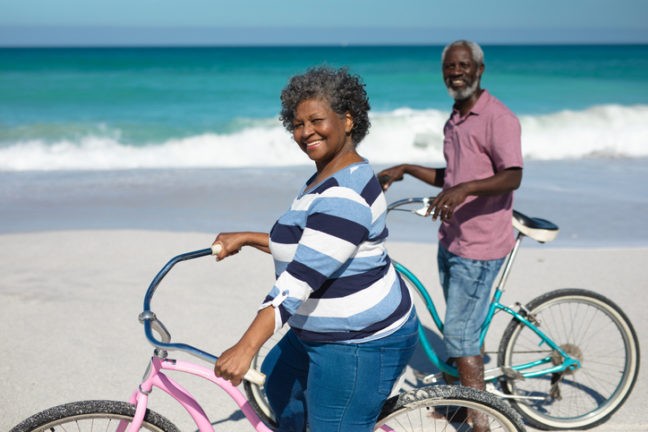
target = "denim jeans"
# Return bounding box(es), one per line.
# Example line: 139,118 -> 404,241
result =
261,311 -> 418,432
437,245 -> 504,357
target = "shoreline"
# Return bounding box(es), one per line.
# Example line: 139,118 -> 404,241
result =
1,230 -> 646,431
2,158 -> 648,248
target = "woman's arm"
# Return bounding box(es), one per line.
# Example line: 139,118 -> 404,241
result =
213,305 -> 275,385
212,231 -> 270,261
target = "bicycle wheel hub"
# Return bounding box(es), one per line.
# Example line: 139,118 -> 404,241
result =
551,343 -> 583,375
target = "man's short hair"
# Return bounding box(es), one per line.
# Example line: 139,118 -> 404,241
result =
442,40 -> 485,66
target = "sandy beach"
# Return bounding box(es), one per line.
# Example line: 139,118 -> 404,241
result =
2,40 -> 646,432
1,229 -> 645,431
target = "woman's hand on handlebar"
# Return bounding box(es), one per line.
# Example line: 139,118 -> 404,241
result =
212,231 -> 271,261
212,232 -> 244,261
214,342 -> 256,386
214,306 -> 275,385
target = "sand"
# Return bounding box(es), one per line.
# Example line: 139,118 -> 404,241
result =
1,230 -> 646,431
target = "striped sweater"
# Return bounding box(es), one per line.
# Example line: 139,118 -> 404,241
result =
263,161 -> 413,343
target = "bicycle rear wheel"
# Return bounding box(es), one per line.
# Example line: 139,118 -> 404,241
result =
10,400 -> 180,432
497,288 -> 640,430
376,385 -> 526,431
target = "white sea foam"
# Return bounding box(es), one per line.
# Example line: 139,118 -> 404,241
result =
1,104 -> 646,171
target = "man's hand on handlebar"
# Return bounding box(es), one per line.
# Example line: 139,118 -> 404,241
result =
377,166 -> 406,191
426,184 -> 469,221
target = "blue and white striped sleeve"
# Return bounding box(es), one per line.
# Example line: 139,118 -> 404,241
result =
262,186 -> 373,329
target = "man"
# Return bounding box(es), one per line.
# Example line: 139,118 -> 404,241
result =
378,40 -> 523,399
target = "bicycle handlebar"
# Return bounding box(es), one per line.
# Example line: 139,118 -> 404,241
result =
387,196 -> 559,243
138,244 -> 265,386
387,196 -> 434,216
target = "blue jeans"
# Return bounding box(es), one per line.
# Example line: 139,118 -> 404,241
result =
261,312 -> 419,432
437,246 -> 504,358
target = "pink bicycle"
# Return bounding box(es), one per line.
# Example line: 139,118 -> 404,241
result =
10,245 -> 525,432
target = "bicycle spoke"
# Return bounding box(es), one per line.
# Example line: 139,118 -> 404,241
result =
497,289 -> 639,429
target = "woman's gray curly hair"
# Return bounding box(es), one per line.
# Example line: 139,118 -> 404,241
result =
279,66 -> 371,146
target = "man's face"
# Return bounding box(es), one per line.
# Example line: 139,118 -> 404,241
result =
442,45 -> 484,101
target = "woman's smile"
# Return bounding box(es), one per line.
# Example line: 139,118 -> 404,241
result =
304,138 -> 325,152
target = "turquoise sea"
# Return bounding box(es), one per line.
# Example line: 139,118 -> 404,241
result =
1,45 -> 647,245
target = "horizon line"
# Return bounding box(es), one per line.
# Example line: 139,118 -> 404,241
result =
2,25 -> 647,47
2,42 -> 648,49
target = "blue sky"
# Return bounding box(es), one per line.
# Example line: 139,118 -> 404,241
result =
1,0 -> 647,46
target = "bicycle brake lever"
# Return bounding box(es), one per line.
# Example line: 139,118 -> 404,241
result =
414,197 -> 432,216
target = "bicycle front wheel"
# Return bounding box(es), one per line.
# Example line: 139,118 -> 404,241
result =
10,400 -> 180,432
497,288 -> 640,430
376,385 -> 526,431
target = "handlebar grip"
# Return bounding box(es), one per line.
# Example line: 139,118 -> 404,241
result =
244,368 -> 266,385
211,243 -> 223,255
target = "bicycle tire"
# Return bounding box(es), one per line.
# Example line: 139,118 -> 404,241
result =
376,384 -> 526,431
497,288 -> 640,430
9,400 -> 180,432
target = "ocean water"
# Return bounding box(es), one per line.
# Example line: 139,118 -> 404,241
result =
1,45 -> 647,246
1,45 -> 647,170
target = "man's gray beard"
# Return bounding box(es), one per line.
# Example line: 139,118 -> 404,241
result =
446,80 -> 479,101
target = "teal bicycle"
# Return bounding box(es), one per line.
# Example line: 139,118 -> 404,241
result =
246,197 -> 640,431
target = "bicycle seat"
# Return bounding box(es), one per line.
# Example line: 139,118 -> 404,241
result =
512,210 -> 559,243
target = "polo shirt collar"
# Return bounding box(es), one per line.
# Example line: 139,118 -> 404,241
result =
452,89 -> 491,119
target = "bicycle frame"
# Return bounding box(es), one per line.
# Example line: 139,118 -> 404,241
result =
120,354 -> 408,432
123,354 -> 407,432
121,356 -> 272,432
123,247 -> 275,431
121,245 -> 410,432
395,231 -> 582,383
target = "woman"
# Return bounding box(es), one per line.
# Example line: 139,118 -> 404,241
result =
213,66 -> 418,432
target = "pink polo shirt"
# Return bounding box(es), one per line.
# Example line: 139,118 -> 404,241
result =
439,90 -> 523,260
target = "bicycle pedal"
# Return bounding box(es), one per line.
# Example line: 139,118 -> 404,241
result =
420,372 -> 444,385
411,368 -> 441,383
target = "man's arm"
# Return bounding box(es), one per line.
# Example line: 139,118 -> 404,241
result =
429,167 -> 522,220
449,167 -> 522,198
377,164 -> 445,191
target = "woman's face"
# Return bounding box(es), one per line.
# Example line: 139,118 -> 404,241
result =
291,98 -> 353,168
